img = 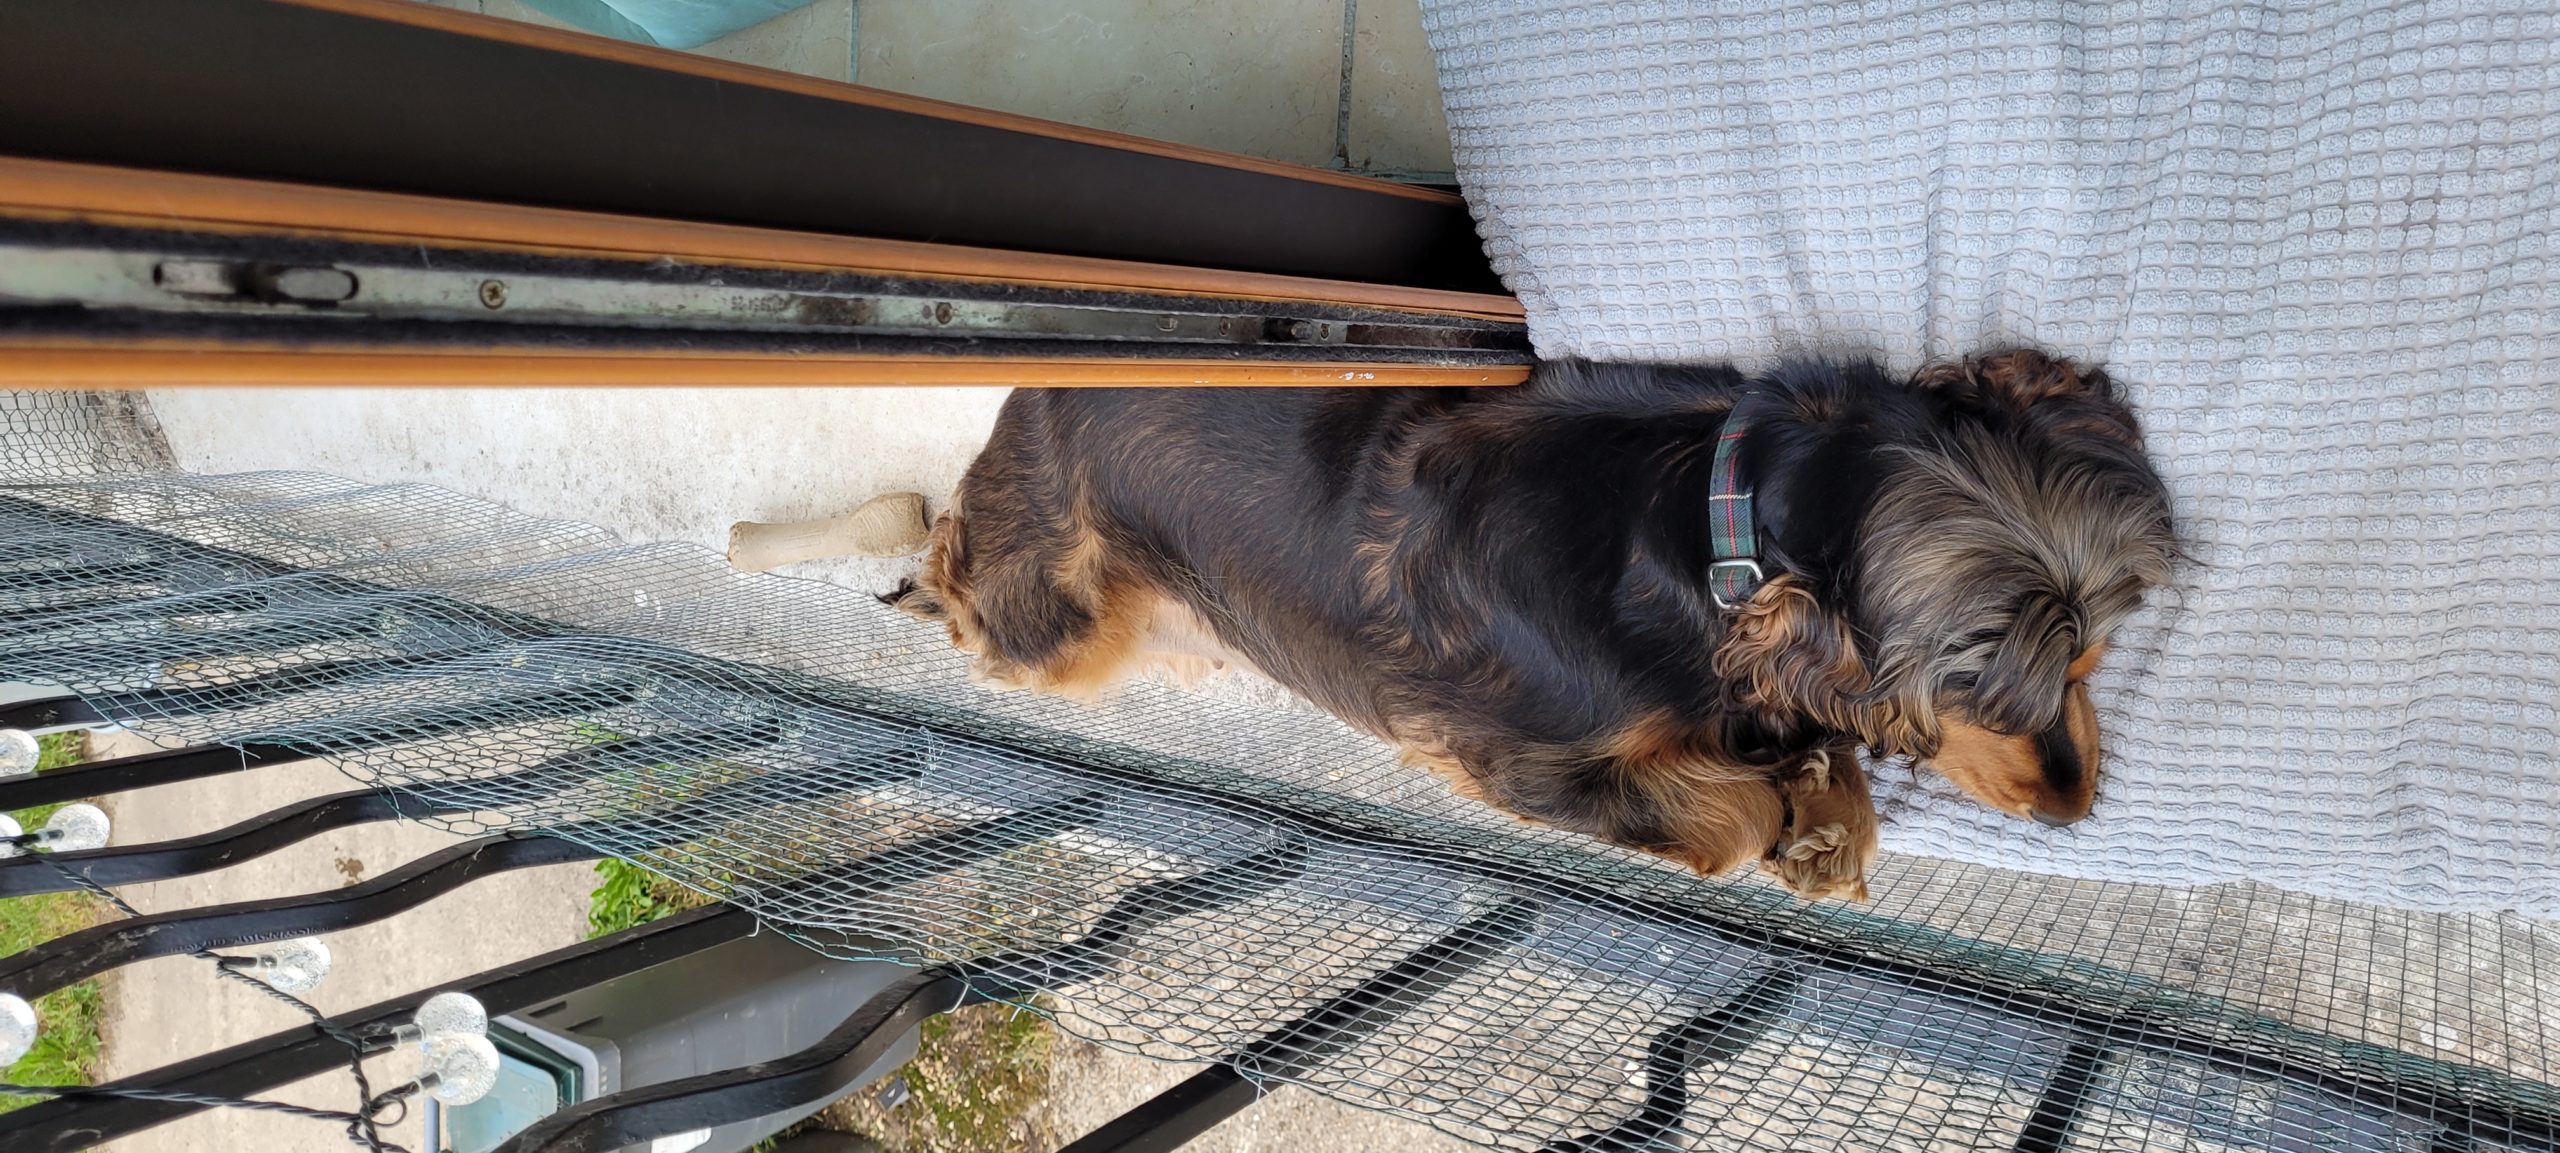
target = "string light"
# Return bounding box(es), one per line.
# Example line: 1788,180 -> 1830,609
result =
404,1033 -> 502,1107
0,729 -> 42,777
0,803 -> 111,857
0,993 -> 35,1066
217,937 -> 333,994
363,991 -> 488,1053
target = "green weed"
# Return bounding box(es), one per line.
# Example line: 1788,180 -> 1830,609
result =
0,732 -> 109,1112
584,857 -> 696,938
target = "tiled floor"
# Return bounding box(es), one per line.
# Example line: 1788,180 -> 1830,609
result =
1344,0 -> 1451,175
440,0 -> 1455,179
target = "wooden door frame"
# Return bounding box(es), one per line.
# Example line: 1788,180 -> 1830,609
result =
0,158 -> 1528,387
0,1 -> 1526,388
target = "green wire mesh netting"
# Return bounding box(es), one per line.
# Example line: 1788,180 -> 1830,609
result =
3,389 -> 2556,1152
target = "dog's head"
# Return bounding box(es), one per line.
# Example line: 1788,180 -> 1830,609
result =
1715,350 -> 2176,826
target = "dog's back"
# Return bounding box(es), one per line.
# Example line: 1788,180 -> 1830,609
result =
896,372 -> 1756,734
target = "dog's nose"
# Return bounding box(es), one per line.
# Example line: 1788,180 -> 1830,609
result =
2030,806 -> 2080,829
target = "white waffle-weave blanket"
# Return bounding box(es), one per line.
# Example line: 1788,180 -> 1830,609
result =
1418,0 -> 2560,916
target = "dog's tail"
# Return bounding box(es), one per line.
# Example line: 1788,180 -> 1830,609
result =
877,577 -> 948,622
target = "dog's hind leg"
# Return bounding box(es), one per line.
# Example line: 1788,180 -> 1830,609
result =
1556,715 -> 1796,884
882,505 -> 971,638
878,577 -> 943,620
901,475 -> 1156,699
1639,774 -> 1792,882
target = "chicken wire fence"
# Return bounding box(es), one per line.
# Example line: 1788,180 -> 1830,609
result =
3,389 -> 2556,1152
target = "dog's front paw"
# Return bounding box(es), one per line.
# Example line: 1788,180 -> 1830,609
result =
1761,749 -> 1878,902
1768,820 -> 1874,902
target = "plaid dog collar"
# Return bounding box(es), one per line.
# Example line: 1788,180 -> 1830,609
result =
1708,410 -> 1764,610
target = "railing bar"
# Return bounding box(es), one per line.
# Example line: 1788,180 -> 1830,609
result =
1056,899 -> 1542,1153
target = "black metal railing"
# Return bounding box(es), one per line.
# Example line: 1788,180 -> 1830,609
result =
1,498 -> 2554,1153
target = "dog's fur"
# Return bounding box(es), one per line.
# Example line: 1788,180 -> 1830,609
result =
887,350 -> 2176,899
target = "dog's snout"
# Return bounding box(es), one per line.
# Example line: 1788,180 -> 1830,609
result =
2025,682 -> 2103,827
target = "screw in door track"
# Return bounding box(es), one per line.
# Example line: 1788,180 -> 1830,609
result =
478,279 -> 508,309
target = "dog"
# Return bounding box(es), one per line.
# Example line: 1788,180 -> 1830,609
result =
886,350 -> 2177,900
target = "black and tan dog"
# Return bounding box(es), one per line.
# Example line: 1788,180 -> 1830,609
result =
887,350 -> 2176,900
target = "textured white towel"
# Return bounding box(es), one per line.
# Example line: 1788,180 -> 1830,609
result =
1418,0 -> 2560,916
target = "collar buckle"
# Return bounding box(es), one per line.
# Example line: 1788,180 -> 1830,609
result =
1708,558 -> 1764,611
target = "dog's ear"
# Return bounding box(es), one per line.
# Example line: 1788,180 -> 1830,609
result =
1914,350 -> 2142,446
1714,574 -> 1871,730
1913,348 -> 2108,406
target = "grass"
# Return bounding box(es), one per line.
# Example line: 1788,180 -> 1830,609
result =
0,732 -> 112,1112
